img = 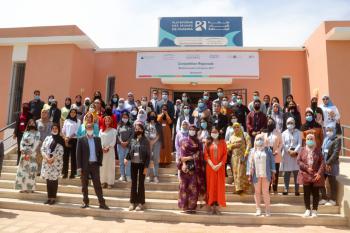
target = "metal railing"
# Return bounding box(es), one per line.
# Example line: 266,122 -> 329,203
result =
0,122 -> 16,152
341,125 -> 350,156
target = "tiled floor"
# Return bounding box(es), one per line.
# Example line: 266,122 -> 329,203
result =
0,209 -> 349,233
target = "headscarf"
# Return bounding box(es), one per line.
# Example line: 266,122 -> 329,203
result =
66,108 -> 78,122
305,134 -> 316,166
83,112 -> 95,125
50,123 -> 64,154
65,97 -> 72,109
136,109 -> 147,123
301,108 -> 322,131
22,103 -> 30,116
180,120 -> 190,136
322,95 -> 334,107
233,122 -> 244,138
322,124 -> 337,155
253,133 -> 267,149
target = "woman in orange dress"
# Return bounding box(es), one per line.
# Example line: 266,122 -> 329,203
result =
157,104 -> 173,165
204,127 -> 227,215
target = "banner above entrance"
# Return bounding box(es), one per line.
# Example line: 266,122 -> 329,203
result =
136,52 -> 259,79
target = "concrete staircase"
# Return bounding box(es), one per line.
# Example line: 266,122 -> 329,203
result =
0,148 -> 348,226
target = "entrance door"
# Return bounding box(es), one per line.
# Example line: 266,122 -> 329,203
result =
8,63 -> 26,124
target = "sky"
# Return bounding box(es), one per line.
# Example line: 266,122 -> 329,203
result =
0,0 -> 349,48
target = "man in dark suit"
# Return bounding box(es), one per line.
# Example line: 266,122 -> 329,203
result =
156,90 -> 174,120
76,123 -> 109,210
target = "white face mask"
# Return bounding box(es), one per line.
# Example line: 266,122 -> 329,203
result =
287,124 -> 295,130
86,130 -> 94,136
231,118 -> 237,124
141,101 -> 147,106
122,118 -> 128,123
326,131 -> 334,137
222,101 -> 228,107
131,110 -> 138,115
255,139 -> 264,147
189,130 -> 196,137
89,108 -> 95,113
211,133 -> 219,139
51,131 -> 58,135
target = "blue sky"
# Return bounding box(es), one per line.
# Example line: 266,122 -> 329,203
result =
1,0 -> 349,48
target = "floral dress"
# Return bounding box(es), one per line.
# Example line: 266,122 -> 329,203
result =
40,136 -> 64,181
15,131 -> 40,191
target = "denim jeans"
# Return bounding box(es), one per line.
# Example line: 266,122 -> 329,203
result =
147,141 -> 161,177
284,170 -> 299,193
117,144 -> 131,177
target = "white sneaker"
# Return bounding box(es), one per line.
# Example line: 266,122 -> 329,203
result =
255,209 -> 262,216
311,210 -> 318,217
126,176 -> 131,182
303,209 -> 311,217
325,200 -> 336,206
145,176 -> 151,183
318,199 -> 327,205
153,176 -> 159,183
118,176 -> 126,182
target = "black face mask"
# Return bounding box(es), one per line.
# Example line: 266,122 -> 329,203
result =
51,103 -> 57,108
76,101 -> 82,106
28,125 -> 36,130
289,106 -> 296,112
311,102 -> 317,109
135,131 -> 143,136
65,103 -> 71,109
267,124 -> 275,132
149,116 -> 156,121
254,105 -> 260,111
85,101 -> 90,106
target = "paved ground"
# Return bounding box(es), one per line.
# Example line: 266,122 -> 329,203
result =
0,209 -> 349,233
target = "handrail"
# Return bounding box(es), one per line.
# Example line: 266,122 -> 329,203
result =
341,124 -> 350,156
0,122 -> 16,133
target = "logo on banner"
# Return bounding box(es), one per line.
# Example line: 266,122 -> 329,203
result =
195,21 -> 207,31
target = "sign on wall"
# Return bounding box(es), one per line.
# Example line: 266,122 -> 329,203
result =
136,52 -> 259,79
159,17 -> 243,47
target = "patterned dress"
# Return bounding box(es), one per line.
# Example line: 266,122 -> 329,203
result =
15,131 -> 40,191
178,136 -> 206,211
40,136 -> 64,181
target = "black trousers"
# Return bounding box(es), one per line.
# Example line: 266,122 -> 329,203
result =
16,133 -> 23,165
303,184 -> 320,210
130,162 -> 146,205
271,163 -> 280,192
320,174 -> 337,201
62,138 -> 77,177
47,179 -> 58,198
81,162 -> 105,205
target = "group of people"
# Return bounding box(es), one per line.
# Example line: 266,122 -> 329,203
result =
13,88 -> 342,217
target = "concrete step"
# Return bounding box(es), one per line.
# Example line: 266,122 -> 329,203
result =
0,188 -> 339,214
0,198 -> 346,226
0,175 -> 302,193
0,180 -> 305,203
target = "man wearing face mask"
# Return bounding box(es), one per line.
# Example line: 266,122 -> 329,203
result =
176,104 -> 194,133
248,91 -> 267,114
125,92 -> 136,112
229,92 -> 238,107
82,97 -> 91,116
150,90 -> 159,111
246,99 -> 267,145
231,94 -> 250,131
213,87 -> 225,105
202,91 -> 212,111
29,90 -> 45,120
211,101 -> 228,138
76,123 -> 109,210
156,90 -> 174,120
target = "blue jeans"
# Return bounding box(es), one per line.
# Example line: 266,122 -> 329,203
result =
117,144 -> 131,177
147,141 -> 161,177
284,170 -> 299,193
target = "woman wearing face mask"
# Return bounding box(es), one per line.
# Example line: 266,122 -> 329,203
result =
310,97 -> 324,126
197,118 -> 210,146
48,99 -> 61,125
138,96 -> 152,114
60,97 -> 72,125
125,124 -> 150,211
99,116 -> 117,189
71,95 -> 84,121
158,104 -> 173,166
82,97 -> 91,116
40,123 -> 64,204
36,109 -> 53,176
263,117 -> 282,194
225,114 -> 243,142
78,112 -> 99,138
301,108 -> 323,149
270,103 -> 284,132
176,104 -> 194,133
205,127 -> 227,215
283,94 -> 294,113
130,106 -> 139,123
62,108 -> 81,179
145,111 -> 164,183
320,95 -> 341,134
175,121 -> 190,169
178,125 -> 206,214
266,97 -> 280,116
283,100 -> 302,130
247,133 -> 276,217
297,134 -> 325,217
227,122 -> 251,194
113,98 -> 129,123
193,99 -> 211,128
109,93 -> 119,110
220,97 -> 233,116
15,119 -> 40,193
116,112 -> 134,182
134,108 -> 148,126
13,103 -> 33,165
319,125 -> 341,206
281,117 -> 302,196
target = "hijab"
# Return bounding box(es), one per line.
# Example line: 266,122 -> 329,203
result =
66,109 -> 78,122
49,123 -> 64,154
322,95 -> 334,107
301,109 -> 322,131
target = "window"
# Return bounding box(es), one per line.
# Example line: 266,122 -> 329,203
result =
8,63 -> 26,124
282,77 -> 291,100
106,76 -> 115,102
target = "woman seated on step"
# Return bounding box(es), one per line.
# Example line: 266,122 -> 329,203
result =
247,133 -> 276,217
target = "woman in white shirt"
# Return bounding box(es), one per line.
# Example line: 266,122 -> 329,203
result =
99,116 -> 117,189
61,108 -> 81,179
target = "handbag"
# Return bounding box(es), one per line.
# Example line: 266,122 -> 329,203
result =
185,159 -> 195,172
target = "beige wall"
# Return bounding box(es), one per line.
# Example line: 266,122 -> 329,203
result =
0,46 -> 13,128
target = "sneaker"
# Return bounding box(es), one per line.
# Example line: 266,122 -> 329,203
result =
303,209 -> 311,217
145,176 -> 151,183
128,204 -> 135,211
118,176 -> 126,182
311,210 -> 318,217
135,204 -> 144,211
126,176 -> 131,182
325,200 -> 336,206
319,199 -> 327,205
255,209 -> 262,216
153,176 -> 159,183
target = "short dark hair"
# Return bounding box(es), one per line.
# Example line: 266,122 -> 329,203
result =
217,87 -> 223,92
253,91 -> 260,95
34,90 -> 40,95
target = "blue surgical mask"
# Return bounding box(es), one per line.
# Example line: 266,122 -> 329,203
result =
198,102 -> 205,108
181,128 -> 188,134
255,139 -> 264,147
237,99 -> 242,105
200,122 -> 207,129
112,97 -> 118,102
253,96 -> 259,101
203,96 -> 209,101
162,95 -> 168,101
217,92 -> 224,98
183,109 -> 190,115
232,96 -> 237,101
182,97 -> 188,102
306,115 -> 313,122
306,140 -> 315,147
34,95 -> 40,100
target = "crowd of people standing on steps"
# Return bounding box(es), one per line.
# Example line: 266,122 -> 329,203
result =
12,87 -> 342,217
